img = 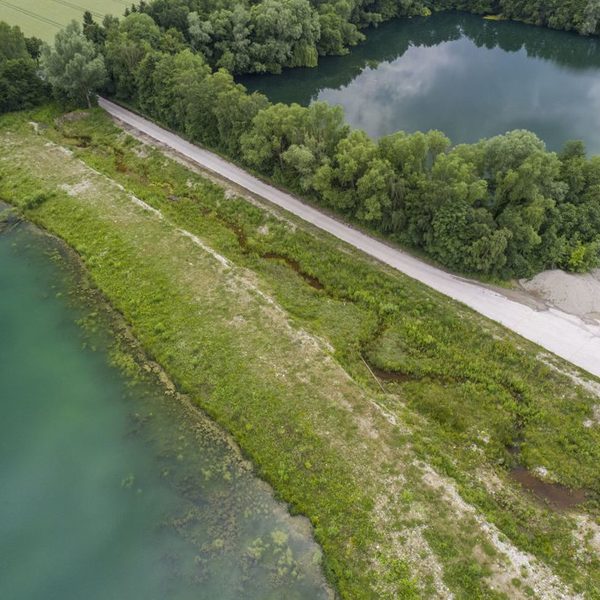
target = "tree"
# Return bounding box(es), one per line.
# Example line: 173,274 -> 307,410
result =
0,21 -> 48,114
250,0 -> 320,72
25,36 -> 43,60
119,11 -> 161,45
105,13 -> 160,99
146,49 -> 210,127
317,4 -> 364,55
82,11 -> 106,46
241,103 -> 309,173
567,240 -> 600,271
213,87 -> 270,157
313,129 -> 377,214
210,6 -> 253,73
143,0 -> 190,32
580,0 -> 600,34
41,21 -> 107,107
355,158 -> 394,223
188,11 -> 213,56
0,58 -> 48,113
0,22 -> 28,61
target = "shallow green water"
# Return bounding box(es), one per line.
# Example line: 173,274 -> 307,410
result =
241,12 -> 600,153
0,214 -> 331,600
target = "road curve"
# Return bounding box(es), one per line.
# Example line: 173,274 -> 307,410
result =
99,98 -> 600,379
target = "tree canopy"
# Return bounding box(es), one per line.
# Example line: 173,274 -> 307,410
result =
10,6 -> 600,278
0,22 -> 48,114
41,21 -> 107,108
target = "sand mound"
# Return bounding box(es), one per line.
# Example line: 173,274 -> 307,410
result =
520,269 -> 600,322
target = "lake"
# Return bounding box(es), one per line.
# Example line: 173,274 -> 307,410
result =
241,11 -> 600,154
0,209 -> 331,600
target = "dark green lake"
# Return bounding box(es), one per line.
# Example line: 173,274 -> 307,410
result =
241,12 -> 600,153
0,212 -> 331,600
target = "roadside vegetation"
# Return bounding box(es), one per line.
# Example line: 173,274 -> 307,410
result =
1,107 -> 599,598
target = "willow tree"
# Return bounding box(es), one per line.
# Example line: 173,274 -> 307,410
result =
41,21 -> 107,108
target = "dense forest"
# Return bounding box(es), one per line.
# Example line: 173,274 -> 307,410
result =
1,0 -> 599,277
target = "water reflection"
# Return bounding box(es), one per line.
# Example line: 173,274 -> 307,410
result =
241,12 -> 600,152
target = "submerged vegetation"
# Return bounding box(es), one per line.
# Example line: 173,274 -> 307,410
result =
0,208 -> 332,599
1,107 -> 598,598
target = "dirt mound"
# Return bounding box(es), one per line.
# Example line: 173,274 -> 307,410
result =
55,111 -> 89,126
520,269 -> 600,323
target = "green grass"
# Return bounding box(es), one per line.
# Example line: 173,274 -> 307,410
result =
1,106 -> 599,599
0,0 -> 128,41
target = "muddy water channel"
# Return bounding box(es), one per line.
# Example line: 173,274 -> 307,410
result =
510,467 -> 587,510
0,213 -> 331,600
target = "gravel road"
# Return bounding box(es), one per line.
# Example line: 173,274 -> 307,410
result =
99,97 -> 600,379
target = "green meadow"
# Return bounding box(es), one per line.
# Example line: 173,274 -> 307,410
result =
0,0 -> 127,41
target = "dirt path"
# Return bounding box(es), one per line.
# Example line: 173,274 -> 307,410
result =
98,98 -> 600,379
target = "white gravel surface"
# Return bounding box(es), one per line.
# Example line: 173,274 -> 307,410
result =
98,98 -> 600,379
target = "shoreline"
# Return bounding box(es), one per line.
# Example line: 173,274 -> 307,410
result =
0,202 -> 335,598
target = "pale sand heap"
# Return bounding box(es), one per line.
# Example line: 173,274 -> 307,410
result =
520,269 -> 600,323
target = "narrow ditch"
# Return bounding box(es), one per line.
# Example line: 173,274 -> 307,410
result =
206,209 -> 326,291
261,252 -> 324,290
156,194 -> 591,512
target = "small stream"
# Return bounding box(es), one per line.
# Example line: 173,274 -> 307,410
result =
0,210 -> 332,600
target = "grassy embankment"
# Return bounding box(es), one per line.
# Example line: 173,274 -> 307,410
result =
1,107 -> 599,599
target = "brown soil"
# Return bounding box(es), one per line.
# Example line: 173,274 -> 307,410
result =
262,252 -> 324,290
510,467 -> 586,510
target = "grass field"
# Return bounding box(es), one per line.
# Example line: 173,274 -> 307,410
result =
0,0 -> 129,41
1,107 -> 599,598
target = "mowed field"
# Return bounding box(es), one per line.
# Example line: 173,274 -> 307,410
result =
0,0 -> 129,41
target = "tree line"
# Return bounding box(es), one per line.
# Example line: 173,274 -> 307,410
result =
127,0 -> 430,74
1,11 -> 599,277
121,0 -> 600,76
435,0 -> 600,36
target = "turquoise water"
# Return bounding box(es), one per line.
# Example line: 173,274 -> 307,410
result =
0,212 -> 331,600
241,12 -> 600,153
